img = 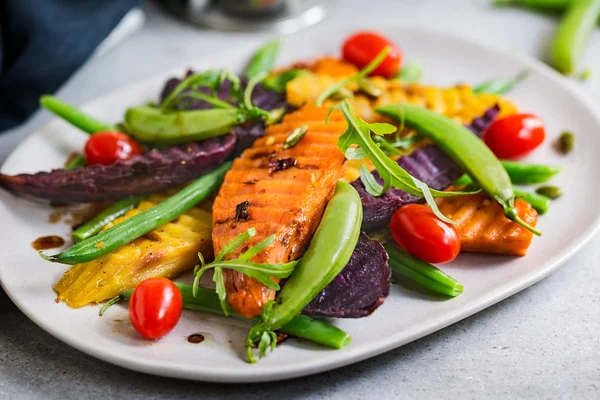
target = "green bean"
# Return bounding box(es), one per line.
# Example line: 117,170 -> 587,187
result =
72,195 -> 149,243
40,162 -> 231,264
124,106 -> 248,144
513,187 -> 551,214
500,160 -> 561,184
384,242 -> 464,297
103,283 -> 350,350
245,40 -> 280,79
40,95 -> 114,134
549,0 -> 600,75
472,70 -> 529,95
493,0 -> 571,11
456,174 -> 551,214
377,104 -> 541,235
65,154 -> 87,170
535,185 -> 563,199
396,62 -> 422,83
246,180 -> 362,362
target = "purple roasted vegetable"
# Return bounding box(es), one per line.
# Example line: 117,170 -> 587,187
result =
353,105 -> 500,232
0,135 -> 235,203
303,233 -> 391,318
159,72 -> 289,156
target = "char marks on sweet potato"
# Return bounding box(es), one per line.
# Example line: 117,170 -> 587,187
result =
437,192 -> 538,256
212,105 -> 348,318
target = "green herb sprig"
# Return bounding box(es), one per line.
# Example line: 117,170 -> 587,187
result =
316,47 -> 390,106
192,228 -> 298,315
329,100 -> 477,224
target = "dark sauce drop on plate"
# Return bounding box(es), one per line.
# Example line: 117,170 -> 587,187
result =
187,333 -> 205,344
31,235 -> 65,250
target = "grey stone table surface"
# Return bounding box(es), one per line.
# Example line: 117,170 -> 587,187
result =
1,1 -> 599,399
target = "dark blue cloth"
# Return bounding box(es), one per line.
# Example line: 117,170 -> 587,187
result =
0,0 -> 141,131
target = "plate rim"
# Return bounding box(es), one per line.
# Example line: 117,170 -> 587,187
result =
2,25 -> 600,383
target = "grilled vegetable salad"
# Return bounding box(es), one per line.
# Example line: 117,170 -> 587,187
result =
1,31 -> 567,363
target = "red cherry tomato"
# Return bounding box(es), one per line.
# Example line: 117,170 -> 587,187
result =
84,131 -> 141,166
482,114 -> 546,159
129,277 -> 183,340
390,204 -> 461,264
342,31 -> 402,78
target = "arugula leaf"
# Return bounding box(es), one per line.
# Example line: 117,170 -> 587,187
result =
368,122 -> 397,136
245,39 -> 280,79
161,70 -> 223,110
330,100 -> 475,222
243,72 -> 270,118
173,91 -> 236,110
192,229 -> 298,314
345,147 -> 367,160
316,47 -> 390,106
264,69 -> 307,93
359,164 -> 384,196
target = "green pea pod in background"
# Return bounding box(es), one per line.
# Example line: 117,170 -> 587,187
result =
376,104 -> 541,236
493,0 -> 571,11
40,95 -> 115,134
40,162 -> 231,265
124,106 -> 248,144
549,0 -> 600,75
245,180 -> 363,362
500,160 -> 561,184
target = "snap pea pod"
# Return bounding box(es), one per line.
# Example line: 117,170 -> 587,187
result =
71,195 -> 149,243
472,70 -> 529,95
65,154 -> 87,170
500,160 -> 561,184
40,162 -> 231,264
40,95 -> 114,134
549,0 -> 600,75
245,40 -> 280,79
376,104 -> 541,235
384,242 -> 464,297
103,283 -> 350,350
493,0 -> 570,10
246,180 -> 362,362
124,106 -> 249,144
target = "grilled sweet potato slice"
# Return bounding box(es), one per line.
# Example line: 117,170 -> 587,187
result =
437,192 -> 538,256
54,195 -> 213,307
212,105 -> 347,318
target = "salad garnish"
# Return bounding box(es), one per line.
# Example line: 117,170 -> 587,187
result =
192,228 -> 298,315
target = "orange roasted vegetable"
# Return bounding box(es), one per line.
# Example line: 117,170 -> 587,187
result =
212,105 -> 348,318
437,192 -> 538,256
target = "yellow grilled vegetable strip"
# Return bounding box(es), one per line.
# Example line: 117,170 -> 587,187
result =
287,57 -> 518,182
54,194 -> 213,308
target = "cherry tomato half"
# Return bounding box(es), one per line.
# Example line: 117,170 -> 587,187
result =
129,277 -> 183,340
482,113 -> 546,160
390,204 -> 461,264
84,131 -> 142,166
342,31 -> 402,78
